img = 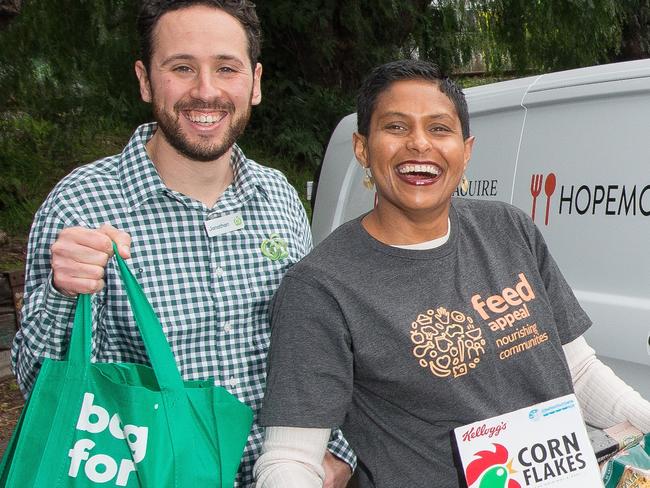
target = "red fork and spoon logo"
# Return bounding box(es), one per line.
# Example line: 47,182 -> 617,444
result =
530,173 -> 556,225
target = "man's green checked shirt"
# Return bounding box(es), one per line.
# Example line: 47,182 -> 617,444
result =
12,123 -> 355,486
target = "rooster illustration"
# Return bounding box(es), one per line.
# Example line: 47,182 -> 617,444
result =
465,443 -> 521,488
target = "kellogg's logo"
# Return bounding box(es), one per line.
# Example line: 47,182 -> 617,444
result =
461,422 -> 508,443
465,443 -> 521,488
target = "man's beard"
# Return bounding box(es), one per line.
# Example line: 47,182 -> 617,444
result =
153,97 -> 251,162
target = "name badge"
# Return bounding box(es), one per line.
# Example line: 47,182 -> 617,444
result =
205,213 -> 244,237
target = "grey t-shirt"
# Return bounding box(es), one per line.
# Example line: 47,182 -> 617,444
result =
260,199 -> 591,487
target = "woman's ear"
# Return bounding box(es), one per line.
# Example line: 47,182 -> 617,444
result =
353,132 -> 369,168
463,135 -> 475,171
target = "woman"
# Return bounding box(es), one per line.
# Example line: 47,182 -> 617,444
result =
253,59 -> 650,487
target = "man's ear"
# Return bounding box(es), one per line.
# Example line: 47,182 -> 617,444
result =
352,132 -> 369,168
251,62 -> 262,106
135,60 -> 152,103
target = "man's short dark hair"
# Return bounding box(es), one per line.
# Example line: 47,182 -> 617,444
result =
137,0 -> 261,70
356,59 -> 470,140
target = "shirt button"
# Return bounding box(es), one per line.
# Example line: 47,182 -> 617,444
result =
223,322 -> 232,332
229,377 -> 238,388
215,267 -> 224,278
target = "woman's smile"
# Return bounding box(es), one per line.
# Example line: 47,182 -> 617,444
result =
396,161 -> 442,186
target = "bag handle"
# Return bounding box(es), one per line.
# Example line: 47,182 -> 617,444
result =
67,292 -> 91,368
111,243 -> 185,391
68,244 -> 185,391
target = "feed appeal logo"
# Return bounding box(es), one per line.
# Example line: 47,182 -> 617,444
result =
470,273 -> 549,362
410,307 -> 486,378
410,273 -> 549,378
68,393 -> 149,486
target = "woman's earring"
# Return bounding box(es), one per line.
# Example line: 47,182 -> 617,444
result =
362,167 -> 375,189
460,174 -> 469,193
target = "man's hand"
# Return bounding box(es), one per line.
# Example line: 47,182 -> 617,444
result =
322,451 -> 352,488
51,224 -> 131,297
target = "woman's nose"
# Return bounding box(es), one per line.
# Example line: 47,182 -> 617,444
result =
406,127 -> 431,153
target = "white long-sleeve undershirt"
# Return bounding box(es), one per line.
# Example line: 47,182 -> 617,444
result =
564,335 -> 650,432
253,426 -> 329,488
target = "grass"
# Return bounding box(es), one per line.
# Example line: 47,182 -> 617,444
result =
0,260 -> 24,274
0,229 -> 27,273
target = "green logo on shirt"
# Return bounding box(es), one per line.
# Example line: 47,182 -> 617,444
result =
260,233 -> 288,261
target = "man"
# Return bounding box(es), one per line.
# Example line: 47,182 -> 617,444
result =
11,1 -> 354,486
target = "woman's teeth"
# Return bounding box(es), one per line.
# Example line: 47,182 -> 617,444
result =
398,164 -> 441,176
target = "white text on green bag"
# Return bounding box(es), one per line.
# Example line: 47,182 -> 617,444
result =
67,393 -> 149,485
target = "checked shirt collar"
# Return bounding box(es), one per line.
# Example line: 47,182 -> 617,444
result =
118,123 -> 267,212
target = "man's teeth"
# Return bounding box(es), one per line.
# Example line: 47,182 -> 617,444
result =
188,113 -> 222,124
398,164 -> 441,176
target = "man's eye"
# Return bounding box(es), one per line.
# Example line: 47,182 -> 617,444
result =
385,124 -> 405,131
173,66 -> 193,73
218,66 -> 237,73
430,125 -> 451,132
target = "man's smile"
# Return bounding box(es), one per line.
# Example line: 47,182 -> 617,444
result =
184,110 -> 228,125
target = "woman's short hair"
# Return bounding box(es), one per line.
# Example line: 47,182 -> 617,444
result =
356,59 -> 470,140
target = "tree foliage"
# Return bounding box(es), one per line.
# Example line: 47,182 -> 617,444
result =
245,0 -> 469,165
465,0 -> 621,73
613,0 -> 650,61
0,0 -> 143,233
3,0 -> 640,168
1,0 -> 650,234
256,0 -> 464,92
0,0 -> 143,120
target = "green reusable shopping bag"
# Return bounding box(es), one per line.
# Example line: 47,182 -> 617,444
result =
0,246 -> 254,487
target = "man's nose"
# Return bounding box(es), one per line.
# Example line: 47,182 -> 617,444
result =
190,70 -> 224,101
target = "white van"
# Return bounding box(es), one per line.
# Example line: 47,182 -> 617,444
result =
311,59 -> 650,398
